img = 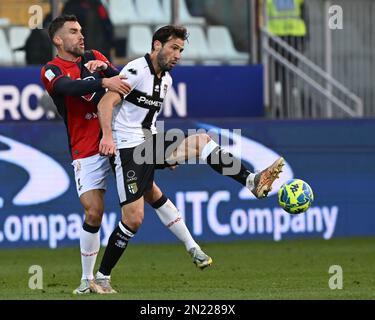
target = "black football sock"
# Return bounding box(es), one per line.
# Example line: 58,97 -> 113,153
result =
201,140 -> 252,186
98,221 -> 135,276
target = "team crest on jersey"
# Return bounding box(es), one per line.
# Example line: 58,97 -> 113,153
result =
80,76 -> 96,101
163,84 -> 168,95
128,182 -> 138,194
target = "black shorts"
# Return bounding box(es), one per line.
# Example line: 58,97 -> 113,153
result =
112,132 -> 185,206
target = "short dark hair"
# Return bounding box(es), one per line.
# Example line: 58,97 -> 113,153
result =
151,25 -> 188,51
48,14 -> 78,42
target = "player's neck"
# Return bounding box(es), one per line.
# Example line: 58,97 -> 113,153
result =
57,50 -> 81,62
150,53 -> 163,78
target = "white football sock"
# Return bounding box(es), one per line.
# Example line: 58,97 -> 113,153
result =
200,140 -> 219,161
246,172 -> 257,189
156,199 -> 199,251
80,227 -> 100,280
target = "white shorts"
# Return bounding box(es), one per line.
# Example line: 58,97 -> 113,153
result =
71,154 -> 112,197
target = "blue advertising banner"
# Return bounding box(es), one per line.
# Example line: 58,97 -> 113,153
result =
0,65 -> 263,121
0,119 -> 374,248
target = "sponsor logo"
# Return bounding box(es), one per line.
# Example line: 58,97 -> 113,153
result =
126,170 -> 137,183
175,190 -> 339,241
80,76 -> 96,101
77,178 -> 83,191
44,69 -> 56,82
126,170 -> 136,179
84,112 -> 98,120
115,239 -> 127,248
0,134 -> 70,206
127,68 -> 137,75
136,96 -> 163,108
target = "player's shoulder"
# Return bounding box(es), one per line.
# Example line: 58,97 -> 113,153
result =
120,56 -> 146,76
41,58 -> 63,80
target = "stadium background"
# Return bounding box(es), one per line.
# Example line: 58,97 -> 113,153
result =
0,0 -> 374,300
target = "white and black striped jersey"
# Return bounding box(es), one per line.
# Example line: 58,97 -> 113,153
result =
112,54 -> 172,148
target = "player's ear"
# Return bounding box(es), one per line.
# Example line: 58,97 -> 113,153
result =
154,40 -> 162,51
53,35 -> 63,46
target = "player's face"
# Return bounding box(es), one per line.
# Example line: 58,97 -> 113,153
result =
157,37 -> 184,71
57,21 -> 85,57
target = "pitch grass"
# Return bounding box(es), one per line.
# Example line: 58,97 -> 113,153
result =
0,237 -> 374,300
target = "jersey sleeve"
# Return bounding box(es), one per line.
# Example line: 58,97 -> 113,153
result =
41,63 -> 103,96
119,63 -> 142,95
41,64 -> 64,94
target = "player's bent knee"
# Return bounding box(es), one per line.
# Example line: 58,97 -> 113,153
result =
125,216 -> 143,230
123,209 -> 144,230
85,208 -> 103,226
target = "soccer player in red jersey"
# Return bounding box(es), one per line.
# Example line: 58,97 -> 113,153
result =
41,15 -> 211,294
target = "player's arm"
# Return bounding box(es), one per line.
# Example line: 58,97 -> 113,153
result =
97,62 -> 141,156
54,75 -> 130,96
97,91 -> 122,156
42,64 -> 130,96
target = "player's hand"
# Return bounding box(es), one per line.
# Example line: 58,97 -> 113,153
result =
84,60 -> 108,73
103,75 -> 131,96
99,136 -> 117,157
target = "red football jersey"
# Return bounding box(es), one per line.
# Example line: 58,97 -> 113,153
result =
41,50 -> 117,160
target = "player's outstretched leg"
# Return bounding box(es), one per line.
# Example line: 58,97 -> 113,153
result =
169,134 -> 284,200
248,157 -> 285,199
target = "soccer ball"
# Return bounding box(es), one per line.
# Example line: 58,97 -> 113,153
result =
278,179 -> 314,214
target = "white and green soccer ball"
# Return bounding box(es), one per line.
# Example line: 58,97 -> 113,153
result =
278,179 -> 314,214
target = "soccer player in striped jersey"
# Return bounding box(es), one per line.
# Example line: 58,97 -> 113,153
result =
95,25 -> 284,293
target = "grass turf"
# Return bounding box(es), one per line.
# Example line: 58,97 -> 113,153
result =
0,237 -> 374,300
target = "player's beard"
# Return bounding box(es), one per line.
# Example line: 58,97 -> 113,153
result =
65,43 -> 84,57
157,51 -> 173,72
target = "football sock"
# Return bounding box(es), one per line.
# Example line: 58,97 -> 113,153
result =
80,222 -> 100,280
98,221 -> 135,276
152,195 -> 199,251
201,140 -> 254,186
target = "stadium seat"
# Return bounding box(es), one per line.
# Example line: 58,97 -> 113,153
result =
0,29 -> 13,65
108,0 -> 140,26
182,25 -> 221,65
126,25 -> 153,60
161,0 -> 206,25
134,0 -> 170,25
207,26 -> 249,65
9,26 -> 30,65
